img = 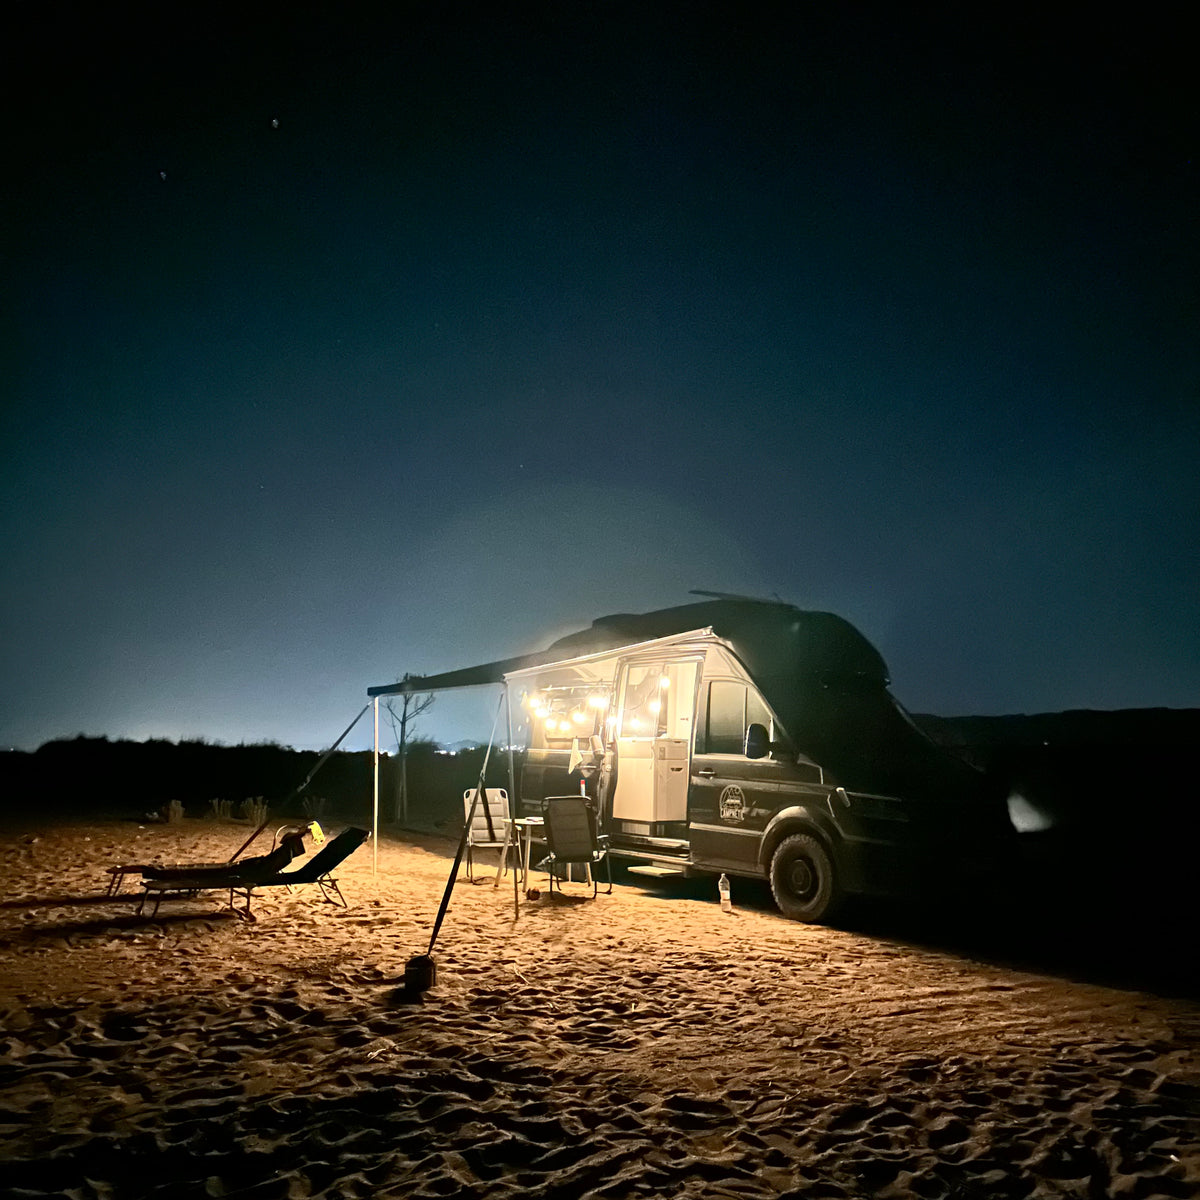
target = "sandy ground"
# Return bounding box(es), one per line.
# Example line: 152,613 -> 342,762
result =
2,818 -> 1198,1200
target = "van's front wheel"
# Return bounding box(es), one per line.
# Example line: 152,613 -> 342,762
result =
769,834 -> 841,923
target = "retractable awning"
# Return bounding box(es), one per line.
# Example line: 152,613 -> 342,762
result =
367,653 -> 545,697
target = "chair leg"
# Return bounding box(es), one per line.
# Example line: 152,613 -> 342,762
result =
494,824 -> 515,888
230,887 -> 256,921
544,858 -> 607,897
316,876 -> 347,906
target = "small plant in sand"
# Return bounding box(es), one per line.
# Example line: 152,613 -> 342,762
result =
162,799 -> 184,824
302,794 -> 328,819
208,797 -> 233,819
239,796 -> 268,824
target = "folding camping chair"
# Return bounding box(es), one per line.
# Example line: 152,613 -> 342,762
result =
463,788 -> 511,882
541,795 -> 612,898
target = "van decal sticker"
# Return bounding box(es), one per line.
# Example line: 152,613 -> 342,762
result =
719,784 -> 746,823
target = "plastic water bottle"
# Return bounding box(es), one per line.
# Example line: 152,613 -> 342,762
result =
718,873 -> 732,913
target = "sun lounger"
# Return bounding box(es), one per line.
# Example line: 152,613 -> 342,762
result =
108,824 -> 313,895
137,827 -> 370,920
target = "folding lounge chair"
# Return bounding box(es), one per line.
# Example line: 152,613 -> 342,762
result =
108,824 -> 313,895
138,826 -> 370,919
463,788 -> 510,882
541,796 -> 612,898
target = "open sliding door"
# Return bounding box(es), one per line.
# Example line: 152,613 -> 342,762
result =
611,656 -> 700,833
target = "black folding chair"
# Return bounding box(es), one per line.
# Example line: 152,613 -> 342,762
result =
541,796 -> 612,898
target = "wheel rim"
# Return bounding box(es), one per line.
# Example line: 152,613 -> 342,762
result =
788,858 -> 816,899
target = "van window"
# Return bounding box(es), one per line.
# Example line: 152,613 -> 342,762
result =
698,681 -> 774,755
747,689 -> 772,733
619,662 -> 667,737
618,660 -> 697,739
526,687 -> 603,750
706,681 -> 747,754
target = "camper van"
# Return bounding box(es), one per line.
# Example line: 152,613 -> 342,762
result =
371,598 -> 1012,922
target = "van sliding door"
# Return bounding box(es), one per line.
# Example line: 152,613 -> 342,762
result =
611,658 -> 698,831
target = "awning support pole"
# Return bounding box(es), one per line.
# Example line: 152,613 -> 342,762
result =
229,700 -> 370,863
505,682 -> 519,920
372,696 -> 380,876
505,682 -> 516,814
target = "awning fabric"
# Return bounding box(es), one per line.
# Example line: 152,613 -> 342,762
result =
368,597 -> 990,803
367,597 -> 882,697
367,654 -> 551,697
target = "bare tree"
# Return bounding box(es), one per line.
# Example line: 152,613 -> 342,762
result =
384,678 -> 435,824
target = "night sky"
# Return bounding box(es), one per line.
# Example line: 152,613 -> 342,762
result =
3,5 -> 1196,752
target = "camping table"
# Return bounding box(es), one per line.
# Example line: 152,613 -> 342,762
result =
493,817 -> 545,893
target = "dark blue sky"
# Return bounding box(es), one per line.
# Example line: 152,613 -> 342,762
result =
3,5 -> 1196,751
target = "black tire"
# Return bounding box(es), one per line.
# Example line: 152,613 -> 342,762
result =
769,833 -> 841,923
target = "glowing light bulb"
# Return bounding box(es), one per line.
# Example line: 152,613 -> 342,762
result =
588,694 -> 609,709
659,675 -> 670,689
571,710 -> 587,724
649,699 -> 661,714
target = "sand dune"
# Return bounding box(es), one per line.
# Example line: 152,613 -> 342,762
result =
2,819 -> 1198,1198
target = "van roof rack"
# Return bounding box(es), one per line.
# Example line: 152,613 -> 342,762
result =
688,589 -> 786,605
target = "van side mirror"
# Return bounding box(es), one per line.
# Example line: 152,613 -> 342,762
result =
744,723 -> 771,759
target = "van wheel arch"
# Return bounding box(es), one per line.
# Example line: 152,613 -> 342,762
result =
759,817 -> 836,877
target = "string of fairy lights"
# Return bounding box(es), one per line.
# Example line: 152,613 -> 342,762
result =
518,671 -> 674,742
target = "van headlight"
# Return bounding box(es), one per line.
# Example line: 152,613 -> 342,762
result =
1006,790 -> 1053,833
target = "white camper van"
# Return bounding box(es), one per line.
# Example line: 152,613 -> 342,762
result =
371,598 -> 1010,922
